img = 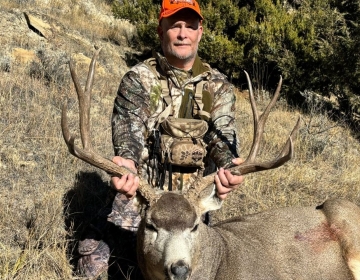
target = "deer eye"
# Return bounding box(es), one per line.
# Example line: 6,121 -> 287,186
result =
191,224 -> 199,233
146,223 -> 157,232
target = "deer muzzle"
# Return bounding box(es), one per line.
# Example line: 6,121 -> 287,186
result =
168,260 -> 191,280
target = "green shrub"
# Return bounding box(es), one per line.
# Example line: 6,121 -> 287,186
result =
111,0 -> 161,51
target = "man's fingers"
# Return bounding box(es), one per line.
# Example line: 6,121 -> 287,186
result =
121,173 -> 137,192
112,156 -> 123,166
110,156 -> 139,198
125,177 -> 139,198
112,174 -> 127,191
215,166 -> 246,201
111,172 -> 139,198
214,173 -> 221,188
112,156 -> 137,173
217,192 -> 228,200
217,168 -> 229,187
232,157 -> 245,165
224,170 -> 244,185
215,174 -> 231,200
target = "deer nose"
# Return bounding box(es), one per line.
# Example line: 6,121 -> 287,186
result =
170,260 -> 190,278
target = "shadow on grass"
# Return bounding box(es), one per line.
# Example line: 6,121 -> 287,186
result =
63,171 -> 144,279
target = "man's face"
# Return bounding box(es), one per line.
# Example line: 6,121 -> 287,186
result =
158,9 -> 203,69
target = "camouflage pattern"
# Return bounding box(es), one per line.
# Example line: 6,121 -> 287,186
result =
112,51 -> 239,190
107,194 -> 143,231
77,240 -> 110,278
77,51 -> 239,277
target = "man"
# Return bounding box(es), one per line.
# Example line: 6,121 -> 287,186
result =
77,0 -> 244,277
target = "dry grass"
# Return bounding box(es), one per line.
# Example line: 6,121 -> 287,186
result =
1,0 -> 360,279
1,63 -> 360,279
0,64 -> 115,279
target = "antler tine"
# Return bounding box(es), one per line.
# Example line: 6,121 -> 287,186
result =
185,73 -> 300,200
225,115 -> 301,175
245,70 -> 259,141
61,50 -> 158,205
68,48 -> 101,150
244,70 -> 283,163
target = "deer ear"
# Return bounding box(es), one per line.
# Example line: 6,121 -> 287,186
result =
198,184 -> 223,214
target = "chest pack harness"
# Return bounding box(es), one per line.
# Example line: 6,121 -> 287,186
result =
145,56 -> 212,190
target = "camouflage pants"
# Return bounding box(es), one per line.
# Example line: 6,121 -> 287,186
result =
77,193 -> 142,278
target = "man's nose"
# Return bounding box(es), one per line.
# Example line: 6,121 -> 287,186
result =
177,26 -> 187,39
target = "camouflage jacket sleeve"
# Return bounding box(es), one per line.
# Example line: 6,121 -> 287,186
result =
112,70 -> 150,165
206,78 -> 239,168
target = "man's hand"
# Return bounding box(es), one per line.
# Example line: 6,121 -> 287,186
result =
215,158 -> 245,200
111,156 -> 139,199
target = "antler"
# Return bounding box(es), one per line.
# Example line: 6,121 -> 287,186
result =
186,71 -> 301,199
61,49 -> 158,205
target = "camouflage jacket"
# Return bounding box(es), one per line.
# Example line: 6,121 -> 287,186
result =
112,51 -> 239,191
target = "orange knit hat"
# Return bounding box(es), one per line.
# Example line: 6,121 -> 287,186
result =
159,0 -> 203,21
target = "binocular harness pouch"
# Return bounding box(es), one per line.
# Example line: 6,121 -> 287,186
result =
160,117 -> 208,167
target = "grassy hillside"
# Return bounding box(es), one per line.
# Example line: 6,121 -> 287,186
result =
1,0 -> 360,279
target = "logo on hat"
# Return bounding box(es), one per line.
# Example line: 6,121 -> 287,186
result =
170,0 -> 195,4
159,0 -> 203,21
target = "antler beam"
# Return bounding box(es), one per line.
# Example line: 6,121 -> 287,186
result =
61,49 -> 158,205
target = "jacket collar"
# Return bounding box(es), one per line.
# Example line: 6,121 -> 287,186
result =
153,51 -> 210,78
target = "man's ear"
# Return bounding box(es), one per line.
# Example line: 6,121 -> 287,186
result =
197,24 -> 203,43
197,184 -> 223,215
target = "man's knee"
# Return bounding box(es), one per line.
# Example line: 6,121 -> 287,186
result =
77,240 -> 110,278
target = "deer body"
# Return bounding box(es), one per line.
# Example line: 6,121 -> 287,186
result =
137,193 -> 359,280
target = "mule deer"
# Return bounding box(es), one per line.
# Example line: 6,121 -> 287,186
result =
62,49 -> 360,279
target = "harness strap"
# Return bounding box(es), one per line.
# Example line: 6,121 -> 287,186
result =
155,103 -> 172,129
160,79 -> 172,107
145,55 -> 173,113
145,56 -> 158,76
194,80 -> 211,120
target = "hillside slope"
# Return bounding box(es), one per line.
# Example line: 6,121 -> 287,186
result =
0,0 -> 137,278
1,1 -> 360,279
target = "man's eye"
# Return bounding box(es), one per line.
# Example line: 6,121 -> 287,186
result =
188,25 -> 198,30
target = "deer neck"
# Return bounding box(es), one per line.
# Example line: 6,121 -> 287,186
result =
187,223 -> 226,279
